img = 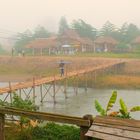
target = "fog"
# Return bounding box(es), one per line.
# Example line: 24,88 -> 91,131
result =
0,0 -> 140,33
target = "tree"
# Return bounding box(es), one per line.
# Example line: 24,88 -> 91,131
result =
100,21 -> 116,36
14,29 -> 33,52
33,25 -> 51,38
71,19 -> 96,39
58,16 -> 69,35
125,23 -> 140,43
14,26 -> 51,52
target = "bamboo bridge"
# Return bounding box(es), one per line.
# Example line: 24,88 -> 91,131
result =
0,60 -> 126,104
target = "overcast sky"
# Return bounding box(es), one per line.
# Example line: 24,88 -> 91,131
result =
0,0 -> 140,35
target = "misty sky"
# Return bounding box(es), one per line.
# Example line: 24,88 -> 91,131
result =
0,0 -> 140,35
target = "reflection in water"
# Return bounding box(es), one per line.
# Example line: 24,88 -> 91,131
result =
0,82 -> 140,119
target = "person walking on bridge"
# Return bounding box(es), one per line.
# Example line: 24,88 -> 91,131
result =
59,60 -> 65,77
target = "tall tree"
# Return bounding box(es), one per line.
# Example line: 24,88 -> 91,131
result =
72,19 -> 96,39
33,25 -> 51,38
58,16 -> 69,35
117,23 -> 140,43
100,21 -> 116,36
14,30 -> 33,51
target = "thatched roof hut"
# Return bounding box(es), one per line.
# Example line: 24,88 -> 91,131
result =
131,36 -> 140,45
58,29 -> 82,45
94,36 -> 118,45
26,37 -> 59,49
94,36 -> 118,52
59,29 -> 94,47
81,37 -> 94,46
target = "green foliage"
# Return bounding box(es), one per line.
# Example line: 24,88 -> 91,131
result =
59,16 -> 69,35
106,91 -> 117,112
95,91 -> 117,116
14,30 -> 33,52
119,99 -> 130,118
12,93 -> 37,111
8,123 -> 80,140
94,91 -> 140,119
0,45 -> 7,54
95,100 -> 106,116
0,92 -> 38,129
100,21 -> 116,36
14,26 -> 51,52
130,106 -> 140,112
33,25 -> 51,38
72,19 -> 96,39
32,123 -> 80,140
0,92 -> 37,111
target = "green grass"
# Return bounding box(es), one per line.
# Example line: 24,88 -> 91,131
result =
5,123 -> 80,140
75,52 -> 140,58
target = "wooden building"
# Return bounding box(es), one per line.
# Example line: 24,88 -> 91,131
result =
59,29 -> 94,53
25,29 -> 95,55
94,36 -> 118,52
26,37 -> 59,55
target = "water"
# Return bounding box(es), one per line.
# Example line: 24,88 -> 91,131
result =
0,82 -> 140,119
40,88 -> 140,120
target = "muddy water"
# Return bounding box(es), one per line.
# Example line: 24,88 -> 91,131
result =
0,83 -> 140,119
39,88 -> 140,120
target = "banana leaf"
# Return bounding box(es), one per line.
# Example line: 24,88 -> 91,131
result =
130,106 -> 140,112
106,91 -> 117,112
119,99 -> 128,115
95,100 -> 106,116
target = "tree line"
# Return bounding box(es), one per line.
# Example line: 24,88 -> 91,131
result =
14,16 -> 140,50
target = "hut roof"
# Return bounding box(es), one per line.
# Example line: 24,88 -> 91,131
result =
26,37 -> 59,49
81,37 -> 94,45
94,36 -> 118,45
131,36 -> 140,44
60,29 -> 81,40
59,29 -> 93,45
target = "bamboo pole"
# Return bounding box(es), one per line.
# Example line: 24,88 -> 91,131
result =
53,75 -> 56,104
33,77 -> 35,103
40,84 -> 43,103
19,88 -> 21,98
0,113 -> 5,140
64,68 -> 68,99
9,81 -> 12,104
84,73 -> 88,92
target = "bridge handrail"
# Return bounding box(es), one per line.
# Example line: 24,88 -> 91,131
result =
0,106 -> 90,127
0,106 -> 93,140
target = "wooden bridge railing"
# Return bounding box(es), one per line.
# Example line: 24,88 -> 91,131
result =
0,107 -> 93,140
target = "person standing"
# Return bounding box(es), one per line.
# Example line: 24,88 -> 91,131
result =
59,60 -> 65,76
11,48 -> 15,56
22,50 -> 25,57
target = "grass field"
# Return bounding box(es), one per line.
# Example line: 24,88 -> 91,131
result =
0,55 -> 140,89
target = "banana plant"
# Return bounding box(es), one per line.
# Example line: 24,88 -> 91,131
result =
94,91 -> 117,116
118,99 -> 140,118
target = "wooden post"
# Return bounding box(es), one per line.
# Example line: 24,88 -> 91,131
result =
84,73 -> 87,93
94,71 -> 97,84
32,48 -> 35,56
33,78 -> 35,103
0,113 -> 5,140
40,84 -> 43,103
19,88 -> 22,98
64,69 -> 68,99
74,74 -> 78,95
53,76 -> 56,104
40,48 -> 43,56
80,114 -> 93,140
9,81 -> 12,104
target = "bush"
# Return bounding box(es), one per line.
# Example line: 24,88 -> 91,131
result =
10,123 -> 80,140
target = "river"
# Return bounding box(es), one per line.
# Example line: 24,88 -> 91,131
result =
0,82 -> 140,119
